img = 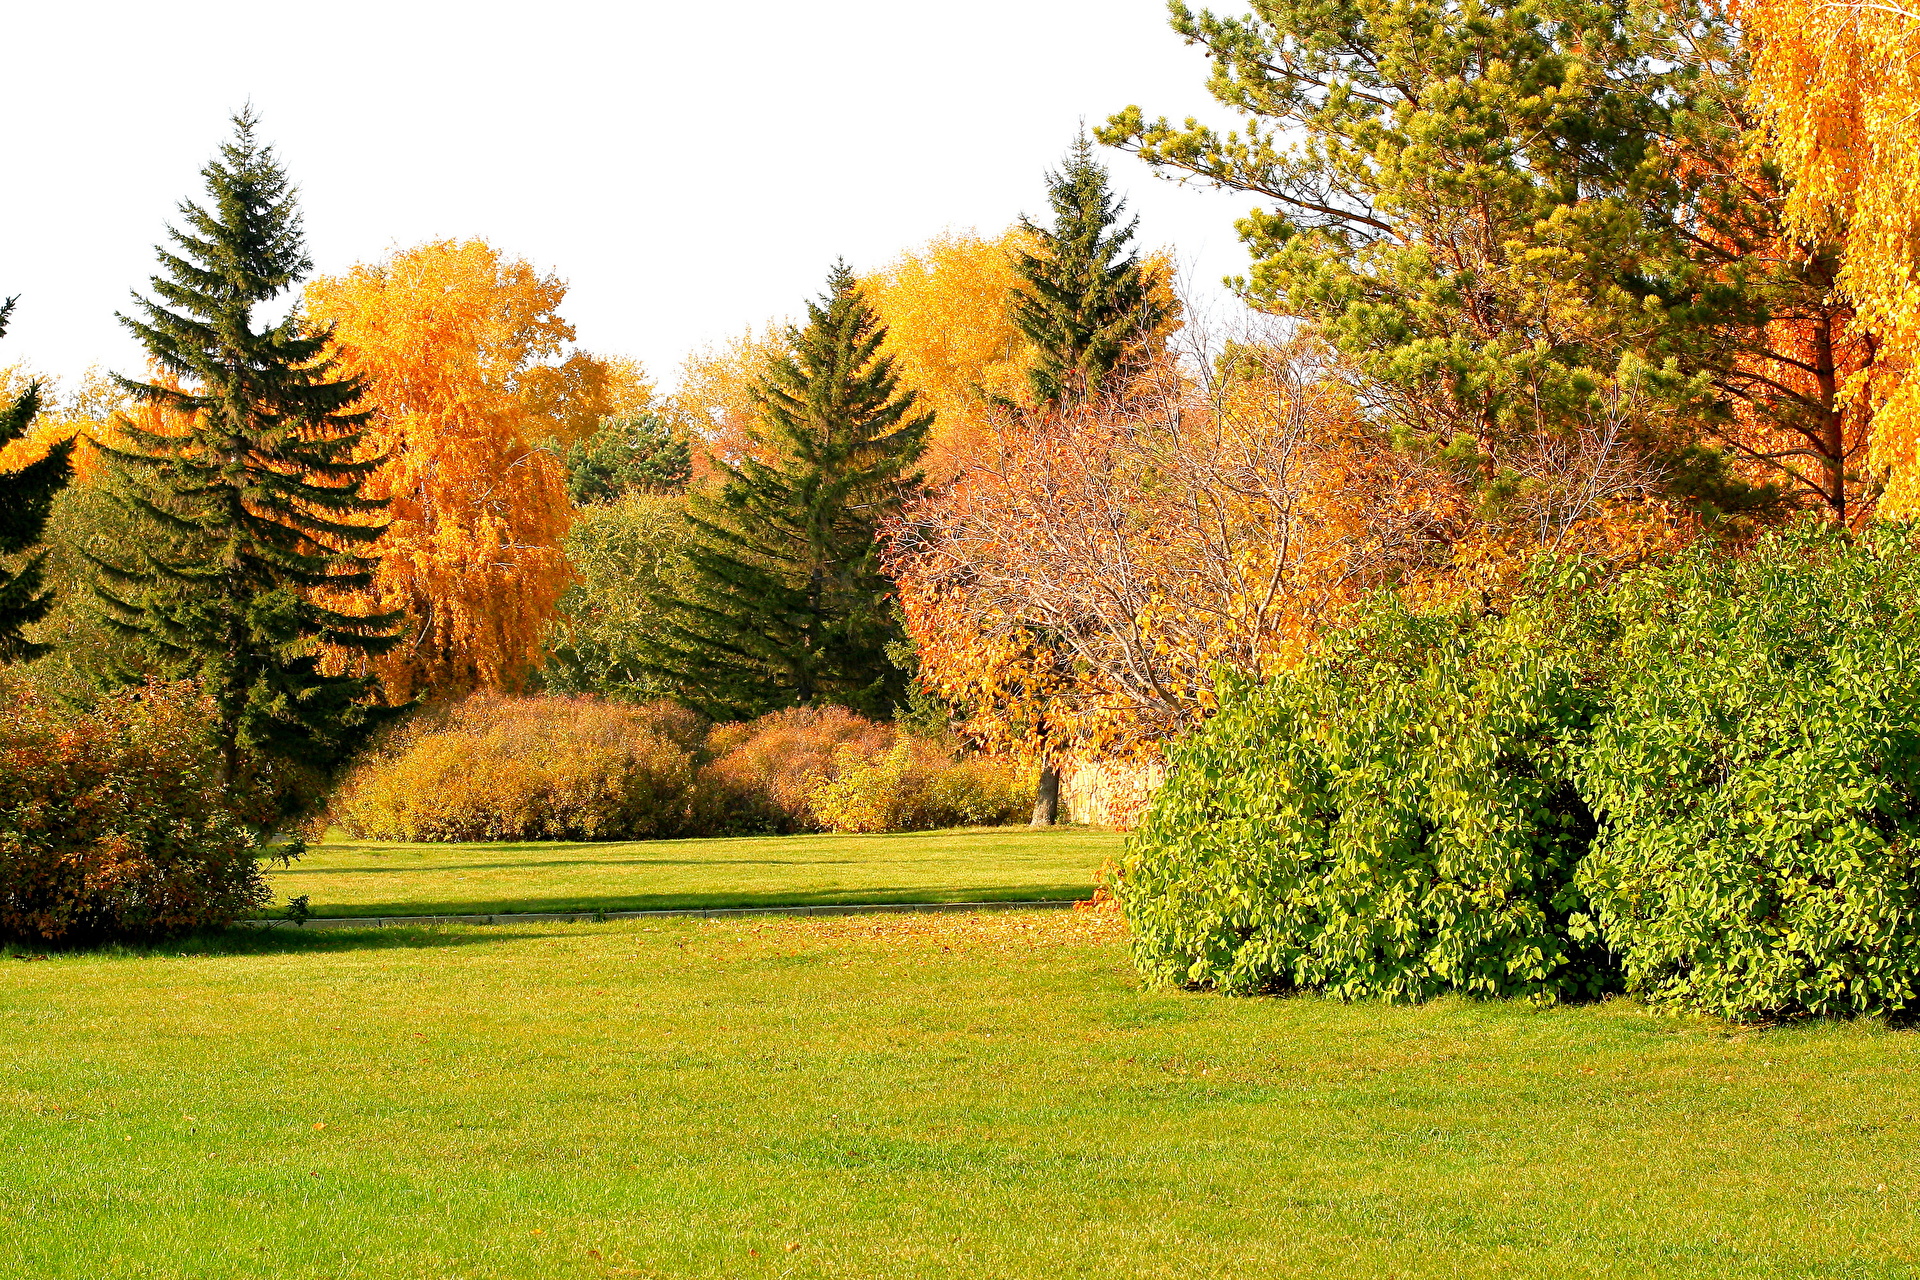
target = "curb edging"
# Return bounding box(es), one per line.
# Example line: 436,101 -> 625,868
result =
244,898 -> 1088,930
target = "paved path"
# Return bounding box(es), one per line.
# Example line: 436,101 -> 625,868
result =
246,898 -> 1086,930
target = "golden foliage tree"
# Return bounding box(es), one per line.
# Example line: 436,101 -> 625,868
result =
0,367 -> 129,485
519,353 -> 655,447
304,239 -> 594,701
891,328 -> 1685,761
860,225 -> 1179,482
670,324 -> 788,479
1744,0 -> 1920,508
861,228 -> 1037,481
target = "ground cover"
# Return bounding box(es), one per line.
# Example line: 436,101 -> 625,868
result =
267,825 -> 1116,918
3,910 -> 1918,1279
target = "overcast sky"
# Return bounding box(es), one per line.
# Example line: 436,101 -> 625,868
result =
2,0 -> 1261,393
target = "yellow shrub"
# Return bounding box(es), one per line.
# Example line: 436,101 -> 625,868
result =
329,696 -> 1031,841
330,696 -> 701,842
698,706 -> 896,832
809,743 -> 1032,834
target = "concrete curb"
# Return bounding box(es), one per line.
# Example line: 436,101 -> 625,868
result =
244,898 -> 1087,930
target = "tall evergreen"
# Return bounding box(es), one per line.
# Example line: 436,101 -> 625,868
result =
1013,134 -> 1170,407
646,263 -> 930,719
0,296 -> 74,664
1010,138 -> 1169,821
94,111 -> 401,792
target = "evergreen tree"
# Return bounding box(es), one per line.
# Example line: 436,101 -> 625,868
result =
1100,0 -> 1798,517
93,111 -> 401,794
646,263 -> 931,719
0,296 -> 74,663
1008,137 -> 1171,820
564,412 -> 693,504
1013,134 -> 1171,407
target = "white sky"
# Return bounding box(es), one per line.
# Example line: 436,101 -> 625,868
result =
2,0 -> 1262,394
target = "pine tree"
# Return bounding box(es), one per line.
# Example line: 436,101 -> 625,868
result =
1099,0 -> 1774,505
93,111 -> 401,794
564,412 -> 693,504
0,296 -> 74,664
1013,134 -> 1170,407
646,263 -> 931,719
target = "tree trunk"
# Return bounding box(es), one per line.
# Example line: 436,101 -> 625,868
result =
1030,765 -> 1060,827
1812,313 -> 1847,525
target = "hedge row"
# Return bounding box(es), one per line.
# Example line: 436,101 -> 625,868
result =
1123,524 -> 1920,1021
328,699 -> 1032,842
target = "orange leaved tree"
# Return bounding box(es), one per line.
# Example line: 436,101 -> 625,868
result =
891,323 -> 1682,764
890,341 -> 1463,760
304,239 -> 584,701
1742,0 -> 1920,508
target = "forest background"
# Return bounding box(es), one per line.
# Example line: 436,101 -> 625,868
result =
6,0 -> 1920,1024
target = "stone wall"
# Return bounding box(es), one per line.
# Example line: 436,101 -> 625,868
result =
1058,757 -> 1167,830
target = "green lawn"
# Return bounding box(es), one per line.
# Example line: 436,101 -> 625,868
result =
266,825 -> 1118,918
4,910 -> 1919,1279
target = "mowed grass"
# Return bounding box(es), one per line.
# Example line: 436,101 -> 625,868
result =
266,825 -> 1118,918
4,912 -> 1920,1279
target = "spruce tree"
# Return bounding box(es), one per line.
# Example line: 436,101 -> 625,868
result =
1009,138 -> 1170,820
0,297 -> 74,664
1013,134 -> 1171,407
93,111 -> 401,794
564,412 -> 693,504
646,263 -> 930,719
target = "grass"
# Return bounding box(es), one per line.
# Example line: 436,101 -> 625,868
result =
265,825 -> 1119,918
4,910 -> 1919,1279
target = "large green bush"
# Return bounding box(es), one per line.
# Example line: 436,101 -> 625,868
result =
1123,599 -> 1610,1003
1577,526 -> 1920,1020
1127,524 -> 1920,1020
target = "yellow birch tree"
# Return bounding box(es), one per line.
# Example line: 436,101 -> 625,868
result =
305,239 -> 594,700
1744,0 -> 1920,506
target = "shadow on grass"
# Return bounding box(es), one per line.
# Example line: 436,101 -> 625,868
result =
292,882 -> 1095,919
4,924 -> 567,962
275,854 -> 902,876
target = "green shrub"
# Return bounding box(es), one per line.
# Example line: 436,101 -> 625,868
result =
1123,597 -> 1611,1003
0,680 -> 269,943
1576,525 -> 1920,1020
1127,523 -> 1920,1019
